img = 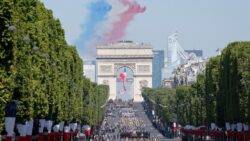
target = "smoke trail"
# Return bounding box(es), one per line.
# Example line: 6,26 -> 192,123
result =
76,0 -> 111,58
99,0 -> 127,37
105,0 -> 146,42
75,0 -> 145,58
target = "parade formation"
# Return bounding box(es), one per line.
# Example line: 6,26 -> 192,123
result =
95,100 -> 168,140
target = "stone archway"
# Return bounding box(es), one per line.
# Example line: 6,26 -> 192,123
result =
96,41 -> 153,102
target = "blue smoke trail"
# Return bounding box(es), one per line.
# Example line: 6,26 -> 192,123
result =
76,0 -> 112,58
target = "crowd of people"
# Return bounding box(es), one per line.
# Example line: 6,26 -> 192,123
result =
94,100 -> 151,140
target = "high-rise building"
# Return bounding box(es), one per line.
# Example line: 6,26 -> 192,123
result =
152,50 -> 165,88
83,60 -> 96,82
163,31 -> 188,79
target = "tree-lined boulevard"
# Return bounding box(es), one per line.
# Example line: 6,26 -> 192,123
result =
142,42 -> 250,140
1,0 -> 109,139
1,0 -> 250,140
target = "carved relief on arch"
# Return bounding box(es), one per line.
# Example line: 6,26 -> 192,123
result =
100,65 -> 112,73
139,80 -> 148,89
103,80 -> 109,85
114,63 -> 135,73
137,65 -> 150,73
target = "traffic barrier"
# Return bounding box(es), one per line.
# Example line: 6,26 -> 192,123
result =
3,136 -> 12,141
54,132 -> 62,141
181,128 -> 226,140
63,132 -> 71,141
71,131 -> 78,140
226,130 -> 236,140
47,133 -> 55,141
37,133 -> 46,141
181,128 -> 250,141
26,135 -> 32,141
16,136 -> 32,141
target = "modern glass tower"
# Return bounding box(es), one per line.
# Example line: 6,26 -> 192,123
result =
153,50 -> 165,88
165,31 -> 188,79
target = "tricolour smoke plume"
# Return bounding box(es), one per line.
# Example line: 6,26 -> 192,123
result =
76,0 -> 146,58
105,0 -> 146,43
76,0 -> 111,57
96,0 -> 125,35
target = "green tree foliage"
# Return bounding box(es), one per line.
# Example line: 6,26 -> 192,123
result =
205,56 -> 220,125
143,42 -> 250,127
93,84 -> 109,125
81,77 -> 109,126
0,0 -> 16,131
142,88 -> 176,125
218,42 -> 250,125
143,85 -> 205,127
190,74 -> 206,126
175,86 -> 193,125
0,0 -> 109,132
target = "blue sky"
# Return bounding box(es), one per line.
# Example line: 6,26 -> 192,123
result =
43,0 -> 250,58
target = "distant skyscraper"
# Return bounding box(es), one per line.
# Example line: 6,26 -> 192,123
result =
185,49 -> 203,57
167,32 -> 179,66
153,50 -> 165,88
83,60 -> 96,82
164,31 -> 188,79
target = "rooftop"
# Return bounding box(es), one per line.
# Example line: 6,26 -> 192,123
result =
97,41 -> 152,49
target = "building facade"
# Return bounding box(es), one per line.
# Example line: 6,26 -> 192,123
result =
185,49 -> 203,57
83,60 -> 96,82
173,53 -> 207,87
96,41 -> 153,102
152,50 -> 164,88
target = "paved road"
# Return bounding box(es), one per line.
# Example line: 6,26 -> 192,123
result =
134,102 -> 165,140
97,101 -> 181,141
134,102 -> 181,141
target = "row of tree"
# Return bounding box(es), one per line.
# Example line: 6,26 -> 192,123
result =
82,79 -> 109,127
143,41 -> 250,127
0,0 -> 109,132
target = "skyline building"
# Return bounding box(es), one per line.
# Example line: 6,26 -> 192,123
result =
152,50 -> 165,88
163,31 -> 189,80
173,54 -> 207,87
83,60 -> 96,82
162,32 -> 205,87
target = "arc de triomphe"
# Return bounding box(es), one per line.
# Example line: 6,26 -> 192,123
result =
96,41 -> 153,102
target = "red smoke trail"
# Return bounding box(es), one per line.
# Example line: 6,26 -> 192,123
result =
105,0 -> 146,42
